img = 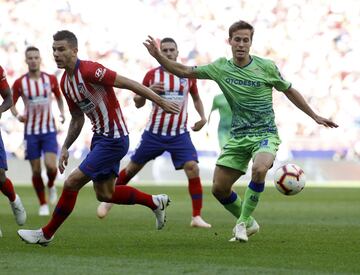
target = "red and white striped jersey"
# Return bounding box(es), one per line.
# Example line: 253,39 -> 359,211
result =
12,72 -> 61,135
0,66 -> 10,92
60,59 -> 128,138
143,67 -> 198,136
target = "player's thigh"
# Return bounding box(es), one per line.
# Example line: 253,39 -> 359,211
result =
168,132 -> 198,170
41,132 -> 58,155
131,131 -> 165,164
64,168 -> 91,191
25,135 -> 41,160
79,135 -> 129,182
251,134 -> 281,169
216,136 -> 253,174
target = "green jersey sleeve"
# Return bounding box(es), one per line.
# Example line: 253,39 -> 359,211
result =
194,58 -> 226,80
266,61 -> 291,92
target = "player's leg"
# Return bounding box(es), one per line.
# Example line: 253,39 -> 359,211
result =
94,176 -> 170,229
42,132 -> 59,205
238,152 -> 274,224
183,160 -> 211,228
212,165 -> 243,218
0,169 -> 27,226
97,161 -> 145,218
30,158 -> 49,215
18,168 -> 90,245
0,132 -> 26,226
44,152 -> 58,205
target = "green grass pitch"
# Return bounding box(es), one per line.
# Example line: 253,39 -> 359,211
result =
0,185 -> 359,274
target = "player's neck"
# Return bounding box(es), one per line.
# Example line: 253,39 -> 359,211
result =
28,70 -> 41,79
65,59 -> 78,76
233,55 -> 251,68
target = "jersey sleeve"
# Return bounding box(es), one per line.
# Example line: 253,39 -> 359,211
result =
0,67 -> 10,91
81,61 -> 117,86
50,75 -> 62,99
193,58 -> 225,80
266,61 -> 292,92
211,95 -> 220,111
142,70 -> 155,87
189,78 -> 198,95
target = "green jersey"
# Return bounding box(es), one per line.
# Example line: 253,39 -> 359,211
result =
211,94 -> 232,131
195,56 -> 291,137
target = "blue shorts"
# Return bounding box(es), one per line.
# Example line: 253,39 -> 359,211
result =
131,131 -> 198,170
25,132 -> 58,160
0,131 -> 8,170
79,134 -> 129,182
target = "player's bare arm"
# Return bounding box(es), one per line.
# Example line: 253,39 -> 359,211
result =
284,87 -> 338,128
190,92 -> 207,131
144,36 -> 197,79
56,96 -> 65,123
114,74 -> 180,114
133,82 -> 165,108
0,87 -> 13,116
59,108 -> 84,173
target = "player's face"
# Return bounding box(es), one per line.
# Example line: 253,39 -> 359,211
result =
52,40 -> 77,69
25,50 -> 41,73
160,42 -> 178,61
228,29 -> 252,61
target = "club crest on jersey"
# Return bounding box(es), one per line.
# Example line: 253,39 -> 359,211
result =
95,68 -> 106,81
77,83 -> 86,95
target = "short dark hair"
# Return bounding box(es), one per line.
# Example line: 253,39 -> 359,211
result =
25,46 -> 39,56
160,37 -> 177,48
53,30 -> 78,48
229,20 -> 254,39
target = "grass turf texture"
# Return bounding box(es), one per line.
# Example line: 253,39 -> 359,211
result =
0,185 -> 359,275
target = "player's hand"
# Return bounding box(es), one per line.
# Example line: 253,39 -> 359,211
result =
59,114 -> 65,124
191,118 -> 207,131
313,115 -> 339,128
159,98 -> 180,114
17,114 -> 26,123
149,82 -> 165,94
143,35 -> 161,59
58,146 -> 69,174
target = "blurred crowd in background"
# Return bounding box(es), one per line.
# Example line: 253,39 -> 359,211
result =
0,0 -> 359,161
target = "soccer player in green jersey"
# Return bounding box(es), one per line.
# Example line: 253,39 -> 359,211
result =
208,93 -> 232,149
144,20 -> 338,242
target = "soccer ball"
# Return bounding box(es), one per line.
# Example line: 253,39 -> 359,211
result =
274,164 -> 306,195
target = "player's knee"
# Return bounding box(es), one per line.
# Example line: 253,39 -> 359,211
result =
251,163 -> 268,179
46,166 -> 57,174
184,161 -> 199,176
96,192 -> 113,202
211,183 -> 226,200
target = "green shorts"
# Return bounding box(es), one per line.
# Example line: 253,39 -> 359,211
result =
216,133 -> 281,173
218,128 -> 231,149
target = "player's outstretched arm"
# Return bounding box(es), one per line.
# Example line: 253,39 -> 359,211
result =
284,87 -> 338,128
143,35 -> 197,79
114,74 -> 180,114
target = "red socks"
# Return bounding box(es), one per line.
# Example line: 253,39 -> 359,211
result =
32,175 -> 46,205
47,170 -> 57,188
0,178 -> 16,202
110,185 -> 156,210
115,169 -> 130,185
188,177 -> 203,217
42,189 -> 78,239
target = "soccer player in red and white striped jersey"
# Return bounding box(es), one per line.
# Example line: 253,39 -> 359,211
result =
18,30 -> 180,246
0,65 -> 27,236
97,38 -> 211,228
11,46 -> 65,216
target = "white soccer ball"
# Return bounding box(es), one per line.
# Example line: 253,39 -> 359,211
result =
274,164 -> 306,195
